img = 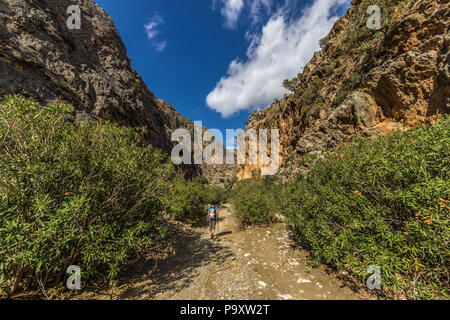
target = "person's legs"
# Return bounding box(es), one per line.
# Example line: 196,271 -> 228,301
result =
209,219 -> 216,239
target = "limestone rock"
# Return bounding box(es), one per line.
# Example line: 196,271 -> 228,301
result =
237,0 -> 450,181
0,0 -> 233,185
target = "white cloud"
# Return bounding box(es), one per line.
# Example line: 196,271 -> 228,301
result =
206,0 -> 349,118
144,14 -> 167,52
249,0 -> 272,25
155,41 -> 167,52
213,0 -> 272,28
144,14 -> 163,39
220,0 -> 245,29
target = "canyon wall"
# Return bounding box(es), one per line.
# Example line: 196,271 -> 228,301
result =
237,0 -> 449,181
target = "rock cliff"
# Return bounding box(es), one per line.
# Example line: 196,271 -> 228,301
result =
237,0 -> 449,181
0,0 -> 234,185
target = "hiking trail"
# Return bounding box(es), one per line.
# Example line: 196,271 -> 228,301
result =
79,204 -> 370,300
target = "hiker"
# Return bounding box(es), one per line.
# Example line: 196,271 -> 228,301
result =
207,204 -> 219,239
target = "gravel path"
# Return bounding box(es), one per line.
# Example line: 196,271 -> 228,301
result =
78,204 -> 370,300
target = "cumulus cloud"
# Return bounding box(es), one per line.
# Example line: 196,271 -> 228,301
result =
206,0 -> 349,118
144,14 -> 167,52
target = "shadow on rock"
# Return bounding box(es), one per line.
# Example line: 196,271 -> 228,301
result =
116,222 -> 234,299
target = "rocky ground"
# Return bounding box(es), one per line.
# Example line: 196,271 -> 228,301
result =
71,204 -> 372,300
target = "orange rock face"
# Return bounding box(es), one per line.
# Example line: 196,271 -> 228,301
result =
237,0 -> 449,182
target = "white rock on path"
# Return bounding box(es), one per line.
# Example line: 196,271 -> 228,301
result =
277,293 -> 293,300
297,278 -> 312,284
257,281 -> 267,289
288,259 -> 299,266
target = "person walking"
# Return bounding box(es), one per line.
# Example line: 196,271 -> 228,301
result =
207,204 -> 219,239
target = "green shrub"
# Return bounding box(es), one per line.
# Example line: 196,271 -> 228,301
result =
283,79 -> 296,92
360,31 -> 384,51
301,89 -> 324,107
164,177 -> 225,225
343,23 -> 372,49
342,0 -> 414,52
0,96 -> 175,294
319,35 -> 329,49
279,117 -> 450,299
192,175 -> 209,185
283,73 -> 303,93
230,178 -> 280,226
296,78 -> 324,109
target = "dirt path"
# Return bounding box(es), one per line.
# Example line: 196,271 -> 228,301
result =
79,204 -> 370,300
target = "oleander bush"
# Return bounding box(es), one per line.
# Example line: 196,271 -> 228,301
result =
0,95 -> 177,294
230,177 -> 281,226
164,177 -> 225,225
278,116 -> 449,299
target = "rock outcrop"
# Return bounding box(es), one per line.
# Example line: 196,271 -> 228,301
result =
0,0 -> 234,186
238,0 -> 449,181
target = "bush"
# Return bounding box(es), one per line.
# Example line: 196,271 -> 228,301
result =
296,78 -> 324,109
342,0 -> 414,52
164,177 -> 226,225
283,73 -> 303,93
192,175 -> 209,185
282,79 -> 296,92
230,178 -> 280,226
279,117 -> 450,299
0,96 -> 176,294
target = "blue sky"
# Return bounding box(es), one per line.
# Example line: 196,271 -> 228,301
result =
94,0 -> 350,147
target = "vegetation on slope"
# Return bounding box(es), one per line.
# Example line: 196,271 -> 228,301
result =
280,0 -> 416,114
